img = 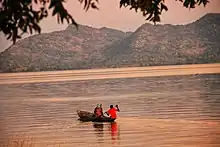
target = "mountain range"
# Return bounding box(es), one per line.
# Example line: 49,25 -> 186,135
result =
0,13 -> 220,73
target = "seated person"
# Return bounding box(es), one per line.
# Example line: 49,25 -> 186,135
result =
105,105 -> 120,119
94,104 -> 103,118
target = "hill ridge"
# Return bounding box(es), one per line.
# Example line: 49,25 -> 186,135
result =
0,13 -> 220,73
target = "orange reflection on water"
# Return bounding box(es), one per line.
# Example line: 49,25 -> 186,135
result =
92,121 -> 120,144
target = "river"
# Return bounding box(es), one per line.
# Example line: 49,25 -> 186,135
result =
0,65 -> 220,147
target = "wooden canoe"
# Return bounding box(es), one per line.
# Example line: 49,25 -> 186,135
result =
76,110 -> 116,122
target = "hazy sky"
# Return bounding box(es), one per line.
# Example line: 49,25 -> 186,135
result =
0,0 -> 220,52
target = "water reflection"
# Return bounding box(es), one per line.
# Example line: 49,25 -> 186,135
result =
108,122 -> 119,141
93,123 -> 104,139
92,122 -> 120,144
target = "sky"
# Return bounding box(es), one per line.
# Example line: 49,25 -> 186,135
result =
0,0 -> 220,52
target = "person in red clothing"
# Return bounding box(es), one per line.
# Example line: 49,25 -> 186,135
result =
94,104 -> 104,118
105,105 -> 120,119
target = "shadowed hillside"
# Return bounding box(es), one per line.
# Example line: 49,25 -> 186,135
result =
101,13 -> 220,68
0,13 -> 220,73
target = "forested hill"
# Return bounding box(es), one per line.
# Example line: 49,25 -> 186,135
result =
0,13 -> 219,73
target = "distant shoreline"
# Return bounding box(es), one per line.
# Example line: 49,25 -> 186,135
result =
1,62 -> 219,74
0,63 -> 219,85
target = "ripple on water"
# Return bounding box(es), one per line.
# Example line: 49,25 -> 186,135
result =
0,74 -> 220,147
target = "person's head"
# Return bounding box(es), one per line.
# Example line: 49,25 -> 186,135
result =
96,104 -> 102,108
110,105 -> 113,109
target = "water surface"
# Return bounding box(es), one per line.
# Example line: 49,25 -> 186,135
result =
0,74 -> 220,147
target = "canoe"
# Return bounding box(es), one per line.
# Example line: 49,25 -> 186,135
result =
76,110 -> 116,122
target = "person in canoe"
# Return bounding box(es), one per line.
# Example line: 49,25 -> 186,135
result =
93,104 -> 104,118
105,105 -> 120,119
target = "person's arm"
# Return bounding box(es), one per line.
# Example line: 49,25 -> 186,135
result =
101,108 -> 104,115
94,108 -> 97,114
104,109 -> 109,116
115,105 -> 120,112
